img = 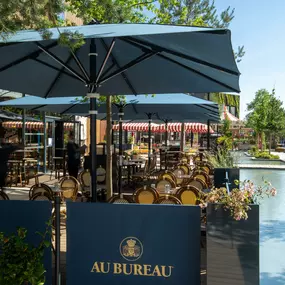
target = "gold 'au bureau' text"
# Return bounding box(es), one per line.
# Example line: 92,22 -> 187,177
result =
91,262 -> 174,278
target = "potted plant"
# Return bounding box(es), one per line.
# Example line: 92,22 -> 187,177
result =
207,118 -> 240,191
205,147 -> 240,191
0,225 -> 51,285
131,150 -> 140,160
200,180 -> 277,285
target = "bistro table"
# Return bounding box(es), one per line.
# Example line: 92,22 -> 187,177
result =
53,157 -> 66,180
123,159 -> 145,185
123,158 -> 145,183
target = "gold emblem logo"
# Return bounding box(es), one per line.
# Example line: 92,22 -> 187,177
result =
120,237 -> 143,261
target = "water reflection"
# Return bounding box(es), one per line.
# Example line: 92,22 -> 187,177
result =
240,169 -> 285,285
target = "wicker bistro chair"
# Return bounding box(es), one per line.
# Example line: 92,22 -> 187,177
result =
192,153 -> 203,163
79,169 -> 91,198
173,167 -> 187,186
158,171 -> 177,185
108,194 -> 134,204
154,195 -> 182,205
195,161 -> 214,175
24,160 -> 38,185
155,177 -> 176,194
29,183 -> 54,200
59,176 -> 79,202
97,165 -> 106,184
177,162 -> 191,175
133,186 -> 159,204
30,192 -> 53,201
187,177 -> 207,191
176,185 -> 201,205
5,172 -> 17,188
191,170 -> 211,188
0,190 -> 9,200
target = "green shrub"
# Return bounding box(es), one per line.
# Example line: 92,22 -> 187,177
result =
249,138 -> 256,144
0,224 -> 51,285
248,145 -> 258,157
271,154 -> 280,159
254,151 -> 280,159
255,152 -> 271,159
251,145 -> 257,152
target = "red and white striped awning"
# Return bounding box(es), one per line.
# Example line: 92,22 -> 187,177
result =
113,122 -> 159,132
158,123 -> 214,133
2,121 -> 74,130
222,106 -> 239,122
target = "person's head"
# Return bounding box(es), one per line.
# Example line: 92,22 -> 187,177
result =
69,131 -> 74,141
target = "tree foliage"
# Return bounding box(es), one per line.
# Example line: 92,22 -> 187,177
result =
0,0 -> 244,60
151,0 -> 236,28
246,88 -> 285,136
211,93 -> 240,114
217,118 -> 233,151
0,0 -> 63,39
65,0 -> 152,24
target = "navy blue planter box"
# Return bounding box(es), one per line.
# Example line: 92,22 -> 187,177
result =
207,204 -> 259,285
214,168 -> 240,191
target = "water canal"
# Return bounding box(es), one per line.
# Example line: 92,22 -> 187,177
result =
240,168 -> 285,284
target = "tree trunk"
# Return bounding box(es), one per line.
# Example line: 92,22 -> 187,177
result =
106,96 -> 113,199
261,132 -> 266,151
269,133 -> 272,154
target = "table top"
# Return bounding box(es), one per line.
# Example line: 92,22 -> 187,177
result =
123,161 -> 138,166
23,158 -> 38,162
15,149 -> 36,153
129,159 -> 145,163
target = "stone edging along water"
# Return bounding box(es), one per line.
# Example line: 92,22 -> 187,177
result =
238,152 -> 285,169
237,164 -> 285,170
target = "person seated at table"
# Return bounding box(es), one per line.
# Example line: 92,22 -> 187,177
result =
66,131 -> 86,179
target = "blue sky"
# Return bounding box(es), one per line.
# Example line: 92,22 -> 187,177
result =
215,0 -> 285,118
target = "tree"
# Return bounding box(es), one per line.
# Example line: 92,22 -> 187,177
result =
246,89 -> 271,150
246,89 -> 285,152
265,90 -> 285,153
217,118 -> 233,151
0,0 -> 242,197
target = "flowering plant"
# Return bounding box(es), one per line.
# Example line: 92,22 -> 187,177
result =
200,180 -> 277,220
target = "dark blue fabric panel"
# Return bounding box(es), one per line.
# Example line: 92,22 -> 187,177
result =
0,200 -> 52,285
66,203 -> 200,285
